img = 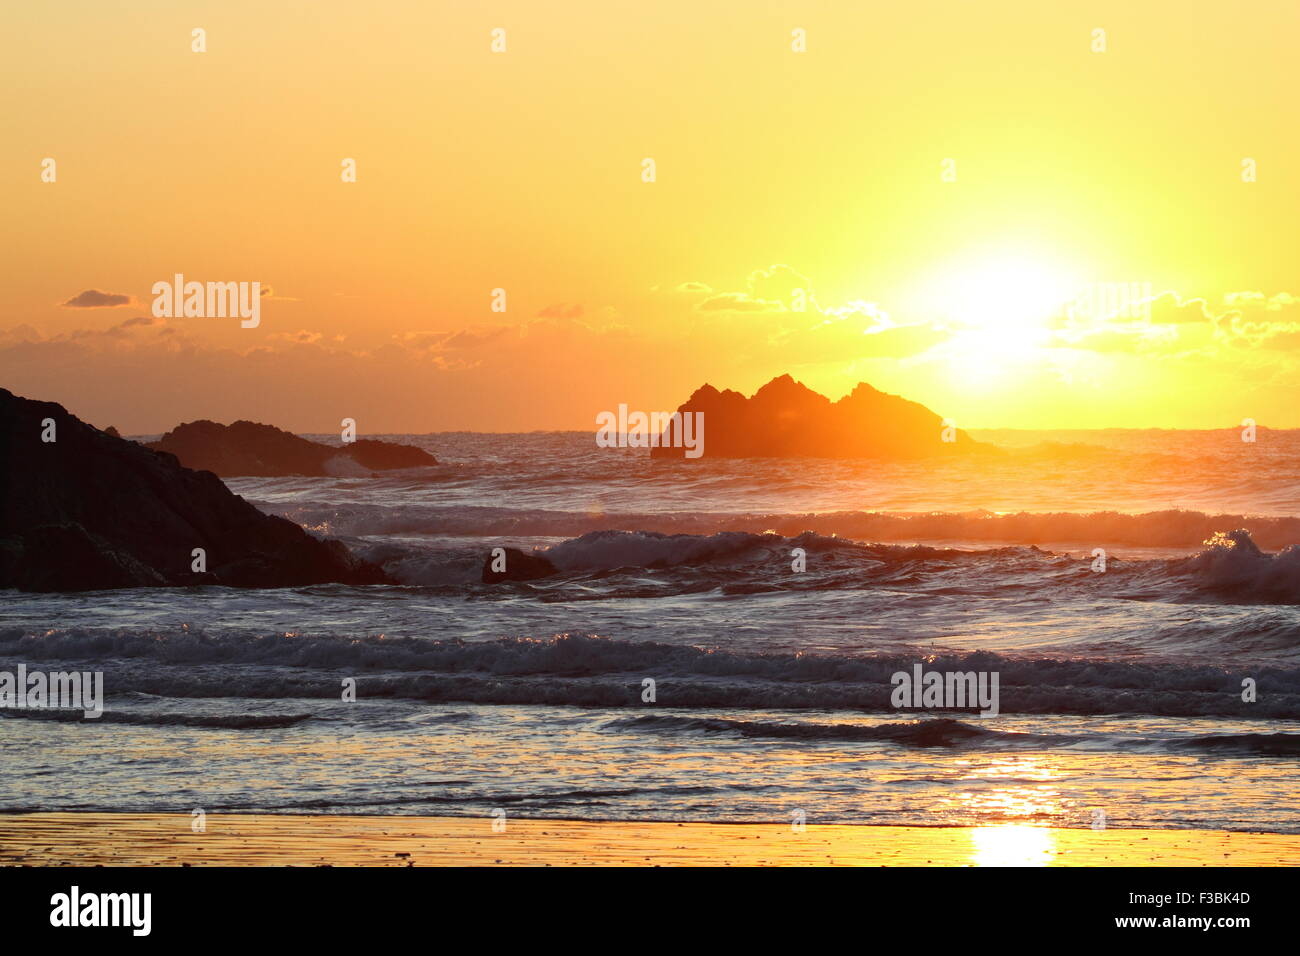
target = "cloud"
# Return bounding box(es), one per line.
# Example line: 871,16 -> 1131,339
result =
824,300 -> 894,332
747,265 -> 814,307
21,263 -> 1298,431
1055,325 -> 1179,354
537,303 -> 583,318
0,311 -> 659,431
1212,291 -> 1300,349
697,292 -> 785,312
775,312 -> 946,361
1044,289 -> 1300,356
268,329 -> 324,345
694,265 -> 818,314
61,289 -> 133,309
1225,291 -> 1298,311
397,326 -> 511,353
2,315 -> 183,353
1146,292 -> 1216,325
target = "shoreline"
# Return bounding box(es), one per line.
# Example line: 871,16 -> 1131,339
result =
2,813 -> 1297,867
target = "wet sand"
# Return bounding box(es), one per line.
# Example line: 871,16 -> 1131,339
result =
1,813 -> 1296,866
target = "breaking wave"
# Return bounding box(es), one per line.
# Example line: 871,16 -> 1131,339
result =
607,714 -> 1300,756
268,501 -> 1300,552
0,708 -> 315,729
343,525 -> 1300,606
3,629 -> 1296,719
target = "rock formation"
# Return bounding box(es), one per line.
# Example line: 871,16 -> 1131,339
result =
147,420 -> 436,477
0,389 -> 390,591
650,374 -> 983,459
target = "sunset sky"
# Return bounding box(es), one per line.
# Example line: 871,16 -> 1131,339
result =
3,0 -> 1298,432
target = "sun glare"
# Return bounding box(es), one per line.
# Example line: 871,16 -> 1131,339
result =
969,825 -> 1059,866
906,248 -> 1085,389
930,250 -> 1083,335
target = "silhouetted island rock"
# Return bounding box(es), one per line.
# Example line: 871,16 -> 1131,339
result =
146,420 -> 436,477
650,374 -> 983,459
0,388 -> 390,591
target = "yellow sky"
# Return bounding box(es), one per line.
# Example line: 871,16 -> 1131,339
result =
2,0 -> 1298,432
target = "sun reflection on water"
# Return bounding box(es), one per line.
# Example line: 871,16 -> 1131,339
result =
969,825 -> 1058,866
950,757 -> 1070,864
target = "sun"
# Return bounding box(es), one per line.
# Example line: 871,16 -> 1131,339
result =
930,248 -> 1083,336
903,246 -> 1086,389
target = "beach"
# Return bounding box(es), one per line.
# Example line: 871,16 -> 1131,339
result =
5,0 -> 1299,899
2,813 -> 1296,867
4,430 -> 1300,842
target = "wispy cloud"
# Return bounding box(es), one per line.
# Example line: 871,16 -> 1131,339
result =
60,289 -> 133,309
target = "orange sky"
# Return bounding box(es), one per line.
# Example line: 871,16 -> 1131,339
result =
3,0 -> 1298,432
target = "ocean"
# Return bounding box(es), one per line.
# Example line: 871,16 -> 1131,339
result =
2,429 -> 1298,832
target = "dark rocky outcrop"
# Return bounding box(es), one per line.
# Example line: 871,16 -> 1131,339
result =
347,438 -> 437,472
650,374 -> 985,459
146,420 -> 436,477
481,547 -> 557,583
0,388 -> 390,591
